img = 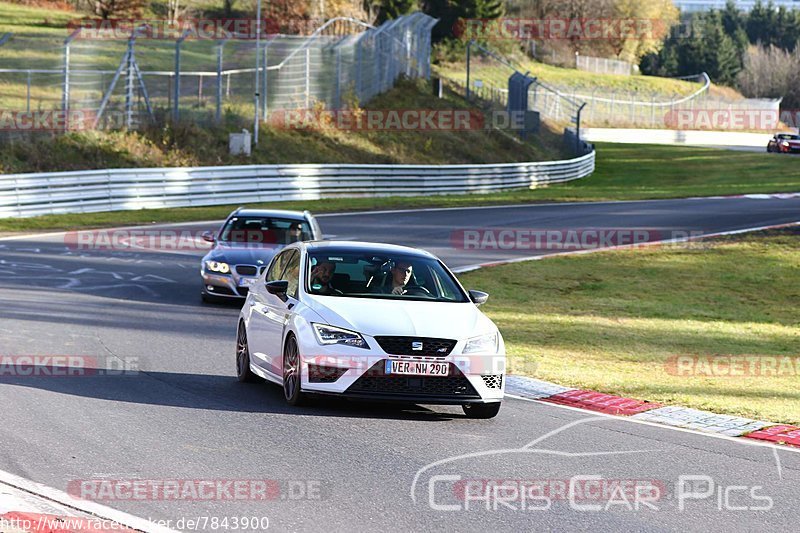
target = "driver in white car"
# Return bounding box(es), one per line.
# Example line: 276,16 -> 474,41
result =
372,260 -> 414,295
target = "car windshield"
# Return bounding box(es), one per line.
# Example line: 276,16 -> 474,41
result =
306,251 -> 469,303
777,134 -> 800,140
219,216 -> 311,244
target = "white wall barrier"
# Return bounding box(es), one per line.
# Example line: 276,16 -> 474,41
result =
582,128 -> 775,149
0,152 -> 595,218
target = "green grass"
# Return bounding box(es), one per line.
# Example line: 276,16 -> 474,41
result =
3,143 -> 799,232
459,229 -> 800,425
436,58 -> 707,99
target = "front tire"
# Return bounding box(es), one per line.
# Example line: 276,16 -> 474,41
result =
283,335 -> 306,406
462,402 -> 501,419
236,322 -> 262,383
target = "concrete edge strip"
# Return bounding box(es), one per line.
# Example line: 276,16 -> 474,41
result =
0,470 -> 178,533
505,375 -> 798,449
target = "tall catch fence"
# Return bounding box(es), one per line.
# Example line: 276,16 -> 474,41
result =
453,45 -> 781,128
0,12 -> 437,135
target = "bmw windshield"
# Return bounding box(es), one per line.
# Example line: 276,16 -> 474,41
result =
219,216 -> 311,245
306,251 -> 469,303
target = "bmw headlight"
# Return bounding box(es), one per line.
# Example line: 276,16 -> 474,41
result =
312,323 -> 369,349
205,260 -> 231,274
463,332 -> 499,354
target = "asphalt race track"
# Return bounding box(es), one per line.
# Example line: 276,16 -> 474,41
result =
1,196 -> 799,531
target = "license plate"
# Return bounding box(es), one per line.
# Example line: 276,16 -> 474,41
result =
238,277 -> 257,287
385,360 -> 449,376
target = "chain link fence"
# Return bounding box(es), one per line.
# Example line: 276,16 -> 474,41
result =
458,42 -> 586,135
576,54 -> 636,76
0,12 -> 437,135
447,46 -> 782,129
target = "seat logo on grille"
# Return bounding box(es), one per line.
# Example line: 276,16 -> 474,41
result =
411,341 -> 423,351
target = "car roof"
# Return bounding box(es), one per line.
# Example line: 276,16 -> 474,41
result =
299,240 -> 436,259
230,208 -> 309,219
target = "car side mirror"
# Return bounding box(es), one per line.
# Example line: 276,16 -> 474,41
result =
469,290 -> 489,306
201,231 -> 216,243
266,280 -> 289,295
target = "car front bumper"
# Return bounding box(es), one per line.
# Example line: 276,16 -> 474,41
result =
295,334 -> 506,404
201,270 -> 259,299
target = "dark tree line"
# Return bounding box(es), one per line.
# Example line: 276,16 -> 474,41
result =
641,0 -> 800,86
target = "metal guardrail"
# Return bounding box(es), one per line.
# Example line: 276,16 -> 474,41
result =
0,152 -> 595,218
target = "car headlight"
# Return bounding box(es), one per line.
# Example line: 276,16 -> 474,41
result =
312,323 -> 369,349
205,260 -> 231,274
463,332 -> 499,354
781,141 -> 790,147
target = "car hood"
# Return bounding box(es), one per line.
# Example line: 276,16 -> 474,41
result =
203,242 -> 284,265
304,296 -> 496,340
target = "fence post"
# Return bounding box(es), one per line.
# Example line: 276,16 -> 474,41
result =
355,37 -> 363,102
262,40 -> 269,118
124,36 -> 135,130
305,46 -> 311,108
576,103 -> 586,154
630,91 -> 635,124
466,40 -> 472,101
63,29 -> 80,132
651,95 -> 656,127
174,31 -> 189,122
216,39 -> 225,123
334,46 -> 342,109
610,91 -> 616,122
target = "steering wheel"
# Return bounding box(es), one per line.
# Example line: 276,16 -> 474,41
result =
403,284 -> 432,297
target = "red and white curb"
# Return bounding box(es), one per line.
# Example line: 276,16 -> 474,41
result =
0,470 -> 178,533
505,375 -> 800,448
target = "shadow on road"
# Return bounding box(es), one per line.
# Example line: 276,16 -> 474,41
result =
0,368 -> 467,421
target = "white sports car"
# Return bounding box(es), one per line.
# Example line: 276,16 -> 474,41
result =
236,241 -> 506,418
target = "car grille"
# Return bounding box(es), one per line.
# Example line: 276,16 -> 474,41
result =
236,265 -> 258,276
374,336 -> 457,358
481,374 -> 503,389
347,361 -> 480,399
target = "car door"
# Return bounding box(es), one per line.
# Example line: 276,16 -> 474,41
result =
261,249 -> 301,375
249,249 -> 294,376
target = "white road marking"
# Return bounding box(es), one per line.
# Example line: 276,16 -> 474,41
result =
0,469 -> 178,532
